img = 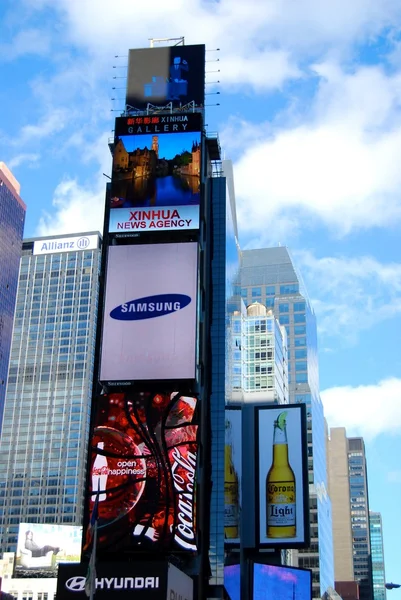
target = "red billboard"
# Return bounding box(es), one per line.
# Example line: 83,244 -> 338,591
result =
83,391 -> 199,554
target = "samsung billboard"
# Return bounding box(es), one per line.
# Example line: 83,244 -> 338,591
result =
109,113 -> 202,234
83,391 -> 198,554
125,45 -> 205,110
99,242 -> 197,382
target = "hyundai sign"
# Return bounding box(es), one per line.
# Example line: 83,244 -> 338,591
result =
99,243 -> 197,382
33,234 -> 99,255
57,562 -> 193,600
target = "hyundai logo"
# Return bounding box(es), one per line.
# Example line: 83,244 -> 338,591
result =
65,576 -> 86,592
110,294 -> 191,321
77,236 -> 90,249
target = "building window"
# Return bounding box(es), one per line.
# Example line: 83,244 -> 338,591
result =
294,313 -> 306,323
279,303 -> 289,313
279,315 -> 289,325
252,287 -> 262,298
280,283 -> 299,294
266,286 -> 275,296
293,302 -> 306,312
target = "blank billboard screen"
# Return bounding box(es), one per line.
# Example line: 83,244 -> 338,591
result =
100,242 -> 198,382
253,563 -> 312,600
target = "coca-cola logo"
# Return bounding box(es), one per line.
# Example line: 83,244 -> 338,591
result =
170,446 -> 197,551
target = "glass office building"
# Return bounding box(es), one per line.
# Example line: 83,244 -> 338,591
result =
229,302 -> 288,404
240,247 -> 334,599
0,163 -> 26,433
0,232 -> 101,554
369,512 -> 386,600
348,438 -> 373,600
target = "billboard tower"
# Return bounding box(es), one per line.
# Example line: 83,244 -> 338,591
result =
79,42 -> 216,599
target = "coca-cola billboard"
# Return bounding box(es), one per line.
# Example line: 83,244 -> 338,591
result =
83,392 -> 199,554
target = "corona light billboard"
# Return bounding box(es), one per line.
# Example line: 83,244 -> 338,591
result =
99,242 -> 197,382
256,404 -> 309,548
83,391 -> 198,554
224,409 -> 241,546
108,113 -> 202,234
126,45 -> 205,110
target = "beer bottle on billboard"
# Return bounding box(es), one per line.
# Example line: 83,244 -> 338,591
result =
266,411 -> 296,538
224,420 -> 239,539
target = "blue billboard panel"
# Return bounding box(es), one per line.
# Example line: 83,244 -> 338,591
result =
253,563 -> 312,600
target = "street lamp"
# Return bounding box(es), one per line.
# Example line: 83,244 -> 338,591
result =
386,583 -> 401,590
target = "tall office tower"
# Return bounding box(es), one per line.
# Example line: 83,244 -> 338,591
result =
0,232 -> 101,554
229,302 -> 288,404
328,428 -> 354,584
0,162 -> 26,433
240,247 -> 334,599
369,512 -> 386,600
206,157 -> 240,597
348,437 -> 373,600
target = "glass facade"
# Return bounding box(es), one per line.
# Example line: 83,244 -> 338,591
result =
369,512 -> 386,600
0,233 -> 101,553
229,305 -> 288,404
0,165 -> 26,433
208,160 -> 240,590
348,438 -> 373,600
240,247 -> 334,599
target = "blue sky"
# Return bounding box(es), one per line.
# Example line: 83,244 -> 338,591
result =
1,0 -> 400,588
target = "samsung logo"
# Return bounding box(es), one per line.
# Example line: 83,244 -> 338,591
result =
110,294 -> 191,321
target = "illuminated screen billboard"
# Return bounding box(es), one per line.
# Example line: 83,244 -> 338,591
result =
256,404 -> 309,548
83,391 -> 198,554
15,523 -> 81,575
109,113 -> 202,234
126,45 -> 205,110
253,563 -> 312,600
224,564 -> 240,600
99,242 -> 198,382
225,409 -> 241,545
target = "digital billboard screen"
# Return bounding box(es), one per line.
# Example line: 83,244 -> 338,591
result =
253,563 -> 312,600
224,564 -> 240,600
126,45 -> 205,110
256,404 -> 309,548
15,523 -> 82,575
99,242 -> 198,382
225,409 -> 241,546
83,391 -> 199,555
109,113 -> 202,234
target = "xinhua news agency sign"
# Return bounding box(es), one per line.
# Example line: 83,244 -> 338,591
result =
56,562 -> 193,600
33,235 -> 99,256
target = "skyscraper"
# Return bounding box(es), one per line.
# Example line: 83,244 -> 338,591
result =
229,302 -> 289,404
328,427 -> 354,583
0,232 -> 101,554
207,157 -> 240,597
369,512 -> 386,600
0,162 -> 26,433
348,437 -> 373,600
240,246 -> 334,599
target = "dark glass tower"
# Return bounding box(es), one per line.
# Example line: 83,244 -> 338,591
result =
348,437 -> 373,600
0,163 -> 26,433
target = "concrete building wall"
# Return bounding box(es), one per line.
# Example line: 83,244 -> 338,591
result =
328,427 -> 354,582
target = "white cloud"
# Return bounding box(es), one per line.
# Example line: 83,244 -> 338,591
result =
322,378 -> 401,440
295,250 -> 401,341
36,177 -> 105,237
231,63 -> 401,237
0,28 -> 51,61
8,153 -> 40,169
17,109 -> 68,144
35,131 -> 111,236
